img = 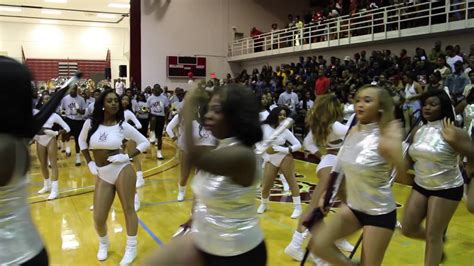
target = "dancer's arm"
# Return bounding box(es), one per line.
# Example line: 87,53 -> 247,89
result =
123,123 -> 150,157
78,119 -> 93,164
166,114 -> 179,140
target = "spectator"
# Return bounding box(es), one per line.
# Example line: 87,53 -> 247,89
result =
278,82 -> 299,114
446,60 -> 471,104
446,45 -> 464,72
314,69 -> 331,96
250,27 -> 264,52
429,40 -> 444,62
434,55 -> 452,80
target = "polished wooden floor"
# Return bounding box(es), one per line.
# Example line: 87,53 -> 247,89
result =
28,138 -> 474,265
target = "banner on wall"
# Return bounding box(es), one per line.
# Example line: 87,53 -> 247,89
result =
167,56 -> 206,78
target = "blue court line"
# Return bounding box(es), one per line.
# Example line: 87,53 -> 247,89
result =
138,218 -> 164,247
142,198 -> 193,206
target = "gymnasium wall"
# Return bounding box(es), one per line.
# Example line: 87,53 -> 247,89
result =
140,0 -> 310,89
0,20 -> 129,82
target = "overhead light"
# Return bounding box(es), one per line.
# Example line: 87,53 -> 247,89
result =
42,9 -> 62,15
44,0 -> 67,3
97,13 -> 117,19
108,3 -> 130,9
0,6 -> 22,12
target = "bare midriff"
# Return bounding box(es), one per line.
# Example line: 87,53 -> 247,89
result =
92,149 -> 121,167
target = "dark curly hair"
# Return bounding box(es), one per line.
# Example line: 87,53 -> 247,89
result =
420,89 -> 455,124
87,89 -> 125,144
264,106 -> 290,127
212,85 -> 262,147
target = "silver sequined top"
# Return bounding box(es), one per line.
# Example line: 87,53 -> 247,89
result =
0,142 -> 44,264
191,138 -> 263,256
464,104 -> 474,136
339,123 -> 396,215
409,120 -> 463,190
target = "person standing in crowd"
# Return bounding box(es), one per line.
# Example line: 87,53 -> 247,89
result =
147,85 -> 170,159
446,61 -> 471,105
34,94 -> 71,200
278,82 -> 299,114
135,93 -> 151,138
258,106 -> 302,218
79,89 -> 150,265
60,85 -> 87,166
144,85 -> 266,265
315,69 -> 331,96
310,85 -> 406,266
446,45 -> 464,72
115,78 -> 126,96
402,72 -> 424,132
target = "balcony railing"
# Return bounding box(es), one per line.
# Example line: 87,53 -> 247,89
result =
228,1 -> 474,60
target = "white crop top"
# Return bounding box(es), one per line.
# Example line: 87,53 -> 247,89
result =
166,114 -> 216,148
261,124 -> 301,152
78,119 -> 150,152
33,109 -> 71,133
304,121 -> 349,154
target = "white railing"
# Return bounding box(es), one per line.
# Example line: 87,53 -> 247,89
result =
228,1 -> 474,59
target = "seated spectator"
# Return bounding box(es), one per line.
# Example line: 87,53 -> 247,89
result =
446,60 -> 471,104
446,45 -> 464,72
434,55 -> 452,80
430,40 -> 444,63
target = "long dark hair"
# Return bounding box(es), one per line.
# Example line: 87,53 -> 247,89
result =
264,106 -> 290,127
120,94 -> 133,111
212,85 -> 262,147
87,89 -> 125,144
420,89 -> 455,124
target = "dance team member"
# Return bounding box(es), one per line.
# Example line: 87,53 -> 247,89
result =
79,90 -> 150,264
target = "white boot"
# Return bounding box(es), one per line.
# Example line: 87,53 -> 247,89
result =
97,235 -> 109,261
291,196 -> 302,219
75,153 -> 81,166
156,150 -> 163,160
335,239 -> 354,252
134,193 -> 140,211
136,171 -> 145,188
120,235 -> 137,265
149,132 -> 156,144
65,146 -> 71,157
257,197 -> 268,214
177,185 -> 186,201
48,180 -> 59,200
38,179 -> 51,194
284,230 -> 307,261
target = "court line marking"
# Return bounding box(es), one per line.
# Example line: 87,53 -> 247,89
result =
138,218 -> 164,246
142,198 -> 193,206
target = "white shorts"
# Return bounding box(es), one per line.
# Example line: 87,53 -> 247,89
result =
34,135 -> 54,147
262,152 -> 287,167
97,162 -> 130,185
316,154 -> 337,173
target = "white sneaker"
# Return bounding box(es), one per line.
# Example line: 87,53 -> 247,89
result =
311,254 -> 331,266
97,242 -> 109,261
65,147 -> 71,157
177,191 -> 185,201
284,243 -> 304,261
119,245 -> 137,265
335,239 -> 354,252
89,205 -> 94,211
257,203 -> 267,214
37,185 -> 51,194
48,189 -> 58,200
134,194 -> 140,211
291,207 -> 302,219
75,154 -> 81,166
156,150 -> 163,160
136,177 -> 145,188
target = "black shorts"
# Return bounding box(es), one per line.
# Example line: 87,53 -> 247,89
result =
413,182 -> 464,202
151,115 -> 165,138
198,241 -> 267,266
350,208 -> 397,230
64,117 -> 85,138
21,248 -> 48,266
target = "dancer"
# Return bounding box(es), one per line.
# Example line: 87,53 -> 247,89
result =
257,106 -> 302,218
147,85 -> 170,159
79,89 -> 150,264
0,56 -> 49,265
121,94 -> 145,189
285,94 -> 354,262
166,97 -> 216,201
144,84 -> 266,265
402,89 -> 474,265
34,94 -> 71,200
310,85 -> 406,266
60,85 -> 87,166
